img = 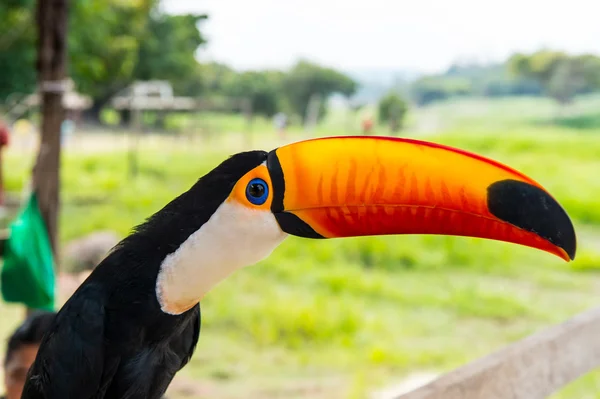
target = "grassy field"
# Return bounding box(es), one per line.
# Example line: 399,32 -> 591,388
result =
2,95 -> 600,398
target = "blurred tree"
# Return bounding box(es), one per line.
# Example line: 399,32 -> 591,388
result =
226,70 -> 284,117
481,77 -> 542,97
410,76 -> 471,106
0,0 -> 36,101
69,0 -> 155,120
407,61 -> 545,105
1,0 -> 208,121
574,54 -> 600,91
378,92 -> 407,133
547,60 -> 585,105
282,60 -> 357,121
508,51 -> 600,105
134,13 -> 207,95
445,62 -> 543,97
195,62 -> 237,95
172,63 -> 286,116
70,0 -> 208,121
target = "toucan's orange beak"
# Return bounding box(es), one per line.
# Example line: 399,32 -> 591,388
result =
266,136 -> 576,261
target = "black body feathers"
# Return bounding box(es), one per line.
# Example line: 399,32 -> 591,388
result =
21,151 -> 268,399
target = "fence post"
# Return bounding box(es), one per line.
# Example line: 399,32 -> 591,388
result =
33,0 -> 68,262
392,306 -> 600,399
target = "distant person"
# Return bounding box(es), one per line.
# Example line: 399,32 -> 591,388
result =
0,120 -> 9,206
2,311 -> 172,399
2,311 -> 56,399
273,112 -> 288,138
361,116 -> 373,135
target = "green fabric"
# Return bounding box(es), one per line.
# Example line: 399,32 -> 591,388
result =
1,193 -> 55,310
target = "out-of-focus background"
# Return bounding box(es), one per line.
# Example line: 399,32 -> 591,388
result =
1,0 -> 600,398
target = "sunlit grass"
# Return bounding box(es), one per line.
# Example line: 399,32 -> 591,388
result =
2,96 -> 600,398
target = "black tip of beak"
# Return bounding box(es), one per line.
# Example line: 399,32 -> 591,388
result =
487,179 -> 577,260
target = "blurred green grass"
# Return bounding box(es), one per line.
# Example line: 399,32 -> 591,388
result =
2,96 -> 600,398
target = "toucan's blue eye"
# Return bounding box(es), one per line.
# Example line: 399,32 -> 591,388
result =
245,178 -> 269,205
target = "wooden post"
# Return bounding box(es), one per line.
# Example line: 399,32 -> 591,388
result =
33,0 -> 68,260
128,105 -> 141,179
304,93 -> 321,134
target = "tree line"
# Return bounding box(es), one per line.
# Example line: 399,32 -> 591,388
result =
407,51 -> 600,106
0,0 -> 357,123
3,0 -> 600,126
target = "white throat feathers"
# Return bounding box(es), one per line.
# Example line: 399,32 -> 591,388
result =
156,200 -> 288,315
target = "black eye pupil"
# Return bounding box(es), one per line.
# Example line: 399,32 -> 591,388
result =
249,183 -> 265,198
245,178 -> 269,205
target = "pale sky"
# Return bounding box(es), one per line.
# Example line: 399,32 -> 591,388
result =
163,0 -> 600,74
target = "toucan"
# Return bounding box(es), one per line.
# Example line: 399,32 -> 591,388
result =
21,136 -> 576,399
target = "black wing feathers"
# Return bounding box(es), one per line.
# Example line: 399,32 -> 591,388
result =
21,284 -> 110,399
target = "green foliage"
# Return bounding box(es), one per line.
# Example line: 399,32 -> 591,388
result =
551,113 -> 600,130
134,13 -> 207,95
188,61 -> 357,120
410,75 -> 472,106
406,52 -> 600,106
509,50 -> 565,82
195,62 -> 237,95
377,92 -> 407,132
446,62 -> 543,97
282,60 -> 357,121
509,50 -> 600,104
0,2 -> 357,124
69,1 -> 207,116
100,108 -> 121,126
226,70 -> 285,117
0,0 -> 36,100
69,0 -> 155,109
0,5 -> 358,123
408,62 -> 544,106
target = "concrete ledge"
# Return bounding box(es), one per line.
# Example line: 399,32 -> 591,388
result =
391,306 -> 600,399
371,373 -> 439,399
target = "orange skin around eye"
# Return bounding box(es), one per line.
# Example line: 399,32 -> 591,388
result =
228,164 -> 273,210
